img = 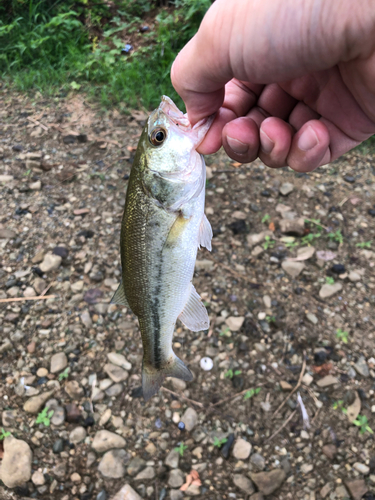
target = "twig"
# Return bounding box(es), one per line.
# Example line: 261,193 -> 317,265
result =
27,116 -> 49,131
266,410 -> 297,442
0,295 -> 56,303
304,218 -> 328,230
338,196 -> 351,207
210,386 -> 262,408
161,387 -> 204,408
272,356 -> 306,418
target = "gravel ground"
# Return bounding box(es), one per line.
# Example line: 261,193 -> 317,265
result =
0,91 -> 375,500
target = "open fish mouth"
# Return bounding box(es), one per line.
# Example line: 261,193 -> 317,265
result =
158,95 -> 214,146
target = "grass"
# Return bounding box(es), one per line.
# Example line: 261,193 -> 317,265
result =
213,436 -> 228,448
0,428 -> 11,440
35,407 -> 54,427
58,367 -> 70,381
224,369 -> 242,379
243,387 -> 261,401
336,328 -> 349,344
175,442 -> 188,456
0,0 -> 211,111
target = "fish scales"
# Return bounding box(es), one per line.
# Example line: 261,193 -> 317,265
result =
112,96 -> 213,400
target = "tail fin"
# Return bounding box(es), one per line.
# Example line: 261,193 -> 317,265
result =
142,356 -> 193,401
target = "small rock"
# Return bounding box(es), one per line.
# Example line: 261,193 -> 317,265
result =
69,426 -> 87,444
221,433 -> 235,459
32,470 -> 45,486
104,363 -> 129,383
29,180 -> 41,190
71,472 -> 81,483
168,469 -> 185,488
127,457 -> 146,476
80,310 -> 93,328
170,490 -> 184,500
225,316 -> 245,331
279,182 -> 294,196
40,253 -> 62,273
302,373 -> 314,386
171,378 -> 187,391
263,295 -> 271,308
165,448 -> 179,469
181,407 -> 198,431
280,381 -> 293,391
320,483 -> 333,498
99,409 -> 112,426
0,228 -> 16,239
319,282 -> 342,299
345,479 -> 368,500
135,466 -> 155,480
281,261 -> 305,278
331,264 -> 346,274
50,406 -> 65,426
0,437 -> 32,488
107,352 -> 132,371
53,439 -> 64,454
250,469 -> 286,496
65,380 -> 84,399
65,403 -> 81,423
306,313 -> 318,325
232,438 -> 252,460
96,490 -> 107,500
353,462 -> 370,475
316,375 -> 339,387
195,260 -> 214,271
279,218 -> 305,236
98,449 -> 130,479
111,484 -> 142,500
300,463 -> 313,474
105,383 -> 123,397
250,453 -> 266,471
2,410 -> 17,428
348,271 -> 361,282
92,430 -> 126,453
354,357 -> 369,377
50,352 -> 68,373
247,231 -> 272,248
23,389 -> 55,414
23,286 -> 36,297
233,474 -> 255,495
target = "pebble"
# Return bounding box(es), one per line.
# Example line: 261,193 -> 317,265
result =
39,253 -> 62,272
300,463 -> 313,473
263,295 -> 271,308
23,389 -> 55,414
96,490 -> 107,500
80,311 -> 93,328
168,469 -> 185,488
279,218 -> 305,236
69,426 -> 87,443
165,448 -> 179,469
279,182 -> 294,196
65,403 -> 81,423
250,453 -> 266,471
107,352 -> 132,371
50,352 -> 68,373
65,380 -> 84,399
250,469 -> 286,495
36,367 -> 48,377
322,444 -> 337,460
111,484 -> 142,500
2,410 -> 17,428
302,373 -> 314,386
281,261 -> 305,278
233,474 -> 255,495
316,375 -> 339,387
71,472 -> 81,483
354,357 -> 369,377
345,479 -> 368,500
99,409 -> 112,426
331,263 -> 346,274
247,231 -> 272,248
23,286 -> 36,297
353,462 -> 370,475
280,381 -> 293,391
127,457 -> 146,476
92,430 -> 126,453
105,383 -> 123,397
225,316 -> 245,331
98,449 -> 130,478
50,406 -> 65,426
181,407 -> 198,431
32,470 -> 46,486
53,438 -> 64,454
171,378 -> 187,391
306,313 -> 318,325
349,271 -> 361,282
0,437 -> 32,488
232,438 -> 252,459
195,259 -> 214,271
135,466 -> 155,480
29,180 -> 42,190
170,490 -> 184,500
104,363 -> 129,383
319,283 -> 342,299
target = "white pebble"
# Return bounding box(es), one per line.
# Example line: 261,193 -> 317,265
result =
200,357 -> 213,371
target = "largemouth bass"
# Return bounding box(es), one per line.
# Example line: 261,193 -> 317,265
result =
112,96 -> 213,401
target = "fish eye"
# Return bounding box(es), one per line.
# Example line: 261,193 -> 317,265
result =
150,128 -> 167,146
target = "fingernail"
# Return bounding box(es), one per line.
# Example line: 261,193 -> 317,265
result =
227,136 -> 249,155
298,126 -> 319,151
260,129 -> 274,154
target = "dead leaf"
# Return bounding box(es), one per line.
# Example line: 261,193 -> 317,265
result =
312,363 -> 333,376
231,162 -> 241,167
130,109 -> 148,122
268,222 -> 275,232
316,250 -> 337,261
347,391 -> 361,423
287,246 -> 315,261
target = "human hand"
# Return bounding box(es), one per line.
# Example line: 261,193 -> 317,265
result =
171,0 -> 375,171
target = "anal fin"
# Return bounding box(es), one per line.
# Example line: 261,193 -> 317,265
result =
110,279 -> 130,308
178,284 -> 209,332
199,213 -> 213,251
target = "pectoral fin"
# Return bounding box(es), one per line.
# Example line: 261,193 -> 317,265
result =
198,213 -> 213,251
110,280 -> 130,308
178,284 -> 209,331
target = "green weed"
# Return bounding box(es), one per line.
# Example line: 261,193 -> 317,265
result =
301,233 -> 321,245
336,328 -> 349,344
327,230 -> 344,244
224,369 -> 242,379
261,214 -> 270,224
326,277 -> 335,285
243,387 -> 261,401
35,407 -> 54,427
353,415 -> 374,435
58,367 -> 70,381
356,241 -> 372,249
213,436 -> 228,448
175,442 -> 188,456
0,428 -> 11,440
263,236 -> 275,250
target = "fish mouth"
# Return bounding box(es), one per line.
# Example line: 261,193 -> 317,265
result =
158,95 -> 214,147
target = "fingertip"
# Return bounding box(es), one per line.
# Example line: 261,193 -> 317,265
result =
288,120 -> 331,172
197,107 -> 236,155
222,116 -> 259,163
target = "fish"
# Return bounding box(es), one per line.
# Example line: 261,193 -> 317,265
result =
111,96 -> 213,401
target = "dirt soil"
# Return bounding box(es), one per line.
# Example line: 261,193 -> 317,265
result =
0,90 -> 375,500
